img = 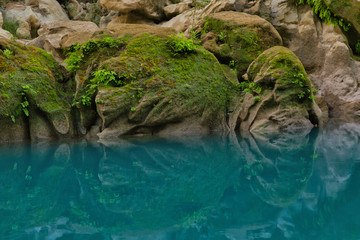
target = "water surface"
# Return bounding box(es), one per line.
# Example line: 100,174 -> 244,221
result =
1,122 -> 360,239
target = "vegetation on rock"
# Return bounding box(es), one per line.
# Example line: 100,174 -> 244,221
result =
0,39 -> 74,140
64,33 -> 238,134
198,12 -> 282,81
296,0 -> 351,31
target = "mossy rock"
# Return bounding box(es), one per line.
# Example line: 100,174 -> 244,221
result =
199,11 -> 283,80
0,39 -> 73,142
69,34 -> 237,137
322,0 -> 360,50
237,46 -> 321,135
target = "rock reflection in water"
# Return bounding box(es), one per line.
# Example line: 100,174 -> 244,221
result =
0,124 -> 360,239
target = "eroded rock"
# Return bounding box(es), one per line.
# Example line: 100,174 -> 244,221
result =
28,20 -> 99,62
200,11 -> 282,78
3,0 -> 69,39
100,0 -> 167,21
231,46 -> 322,136
0,39 -> 74,142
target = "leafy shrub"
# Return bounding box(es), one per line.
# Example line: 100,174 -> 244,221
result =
297,0 -> 351,31
167,33 -> 198,56
74,69 -> 124,106
238,81 -> 262,95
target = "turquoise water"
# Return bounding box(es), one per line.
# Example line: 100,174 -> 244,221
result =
1,123 -> 360,239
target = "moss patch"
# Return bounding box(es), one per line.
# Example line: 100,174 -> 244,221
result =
198,12 -> 282,80
247,46 -> 315,107
67,34 -> 237,129
0,39 -> 72,123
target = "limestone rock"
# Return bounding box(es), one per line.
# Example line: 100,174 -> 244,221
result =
270,0 -> 360,121
99,0 -> 167,21
0,39 -> 74,142
200,11 -> 282,79
28,20 -> 99,62
0,29 -> 12,40
63,34 -> 236,138
3,0 -> 69,39
323,0 -> 360,39
106,22 -> 175,37
161,0 -> 238,33
164,2 -> 191,19
232,46 -> 321,135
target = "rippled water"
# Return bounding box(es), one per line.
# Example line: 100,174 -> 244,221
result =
1,122 -> 360,239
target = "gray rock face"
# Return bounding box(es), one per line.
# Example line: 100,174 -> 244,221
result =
269,0 -> 360,120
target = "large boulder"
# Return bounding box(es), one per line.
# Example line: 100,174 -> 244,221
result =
99,0 -> 167,21
200,11 -> 282,79
63,32 -> 237,138
28,20 -> 99,62
106,21 -> 176,37
3,0 -> 69,39
0,39 -> 74,142
231,46 -> 322,135
161,0 -> 240,32
270,0 -> 360,121
0,29 -> 12,40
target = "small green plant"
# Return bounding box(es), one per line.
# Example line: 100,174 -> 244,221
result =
355,40 -> 360,55
167,33 -> 198,56
296,0 -> 351,31
74,69 -> 123,106
217,32 -> 226,43
238,81 -> 262,95
64,37 -> 128,72
229,60 -> 236,68
3,49 -> 13,58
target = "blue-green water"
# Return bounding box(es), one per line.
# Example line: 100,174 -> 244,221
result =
1,123 -> 360,239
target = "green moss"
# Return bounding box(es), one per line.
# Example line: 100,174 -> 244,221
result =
2,18 -> 19,36
67,34 -> 237,121
248,46 -> 315,106
296,0 -> 351,31
199,17 -> 269,79
0,39 -> 72,122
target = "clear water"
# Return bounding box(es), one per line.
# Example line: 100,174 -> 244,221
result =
1,122 -> 360,240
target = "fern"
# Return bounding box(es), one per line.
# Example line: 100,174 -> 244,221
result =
297,0 -> 351,31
